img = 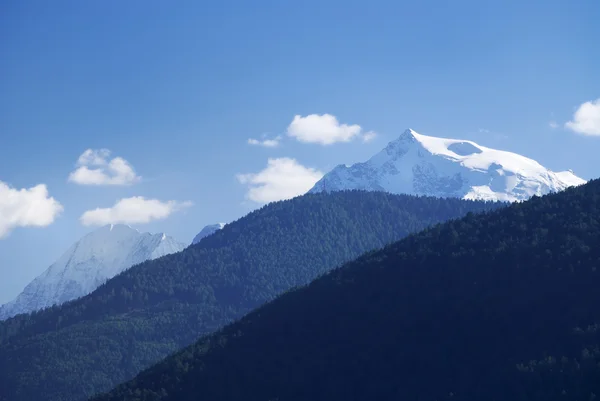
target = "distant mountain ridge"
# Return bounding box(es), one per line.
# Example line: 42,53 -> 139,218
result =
191,223 -> 226,245
0,191 -> 502,401
0,224 -> 185,320
310,128 -> 585,202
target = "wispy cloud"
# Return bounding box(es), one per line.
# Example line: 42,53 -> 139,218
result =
362,131 -> 377,143
247,135 -> 282,148
80,196 -> 192,226
68,149 -> 141,186
0,181 -> 63,238
565,99 -> 600,136
236,158 -> 323,203
549,121 -> 559,129
287,114 -> 375,145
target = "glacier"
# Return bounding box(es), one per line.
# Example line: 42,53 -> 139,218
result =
0,224 -> 186,320
310,128 -> 586,202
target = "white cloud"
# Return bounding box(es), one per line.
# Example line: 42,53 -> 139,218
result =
0,181 -> 63,238
80,196 -> 192,226
68,149 -> 141,186
287,114 -> 371,145
236,158 -> 323,203
549,121 -> 559,129
565,99 -> 600,136
362,131 -> 377,143
248,135 -> 281,148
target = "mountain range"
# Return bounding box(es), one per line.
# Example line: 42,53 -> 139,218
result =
1,129 -> 583,322
0,129 -> 591,401
0,191 -> 501,401
0,225 -> 185,320
310,128 -> 586,201
94,179 -> 600,401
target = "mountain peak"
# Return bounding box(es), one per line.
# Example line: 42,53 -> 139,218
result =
310,128 -> 585,202
396,128 -> 419,141
102,223 -> 138,233
191,223 -> 226,245
0,227 -> 186,320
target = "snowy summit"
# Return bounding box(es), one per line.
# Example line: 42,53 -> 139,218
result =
191,223 -> 226,245
0,224 -> 186,320
310,128 -> 586,202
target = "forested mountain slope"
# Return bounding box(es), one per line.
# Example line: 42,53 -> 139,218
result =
0,191 -> 499,401
95,180 -> 600,401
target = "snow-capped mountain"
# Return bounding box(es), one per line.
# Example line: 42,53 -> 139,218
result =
310,128 -> 586,202
0,224 -> 186,320
191,223 -> 226,245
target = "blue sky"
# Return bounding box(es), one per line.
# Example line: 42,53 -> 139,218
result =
1,0 -> 599,303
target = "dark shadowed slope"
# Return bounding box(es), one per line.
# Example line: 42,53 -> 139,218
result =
94,180 -> 600,401
0,191 -> 500,401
